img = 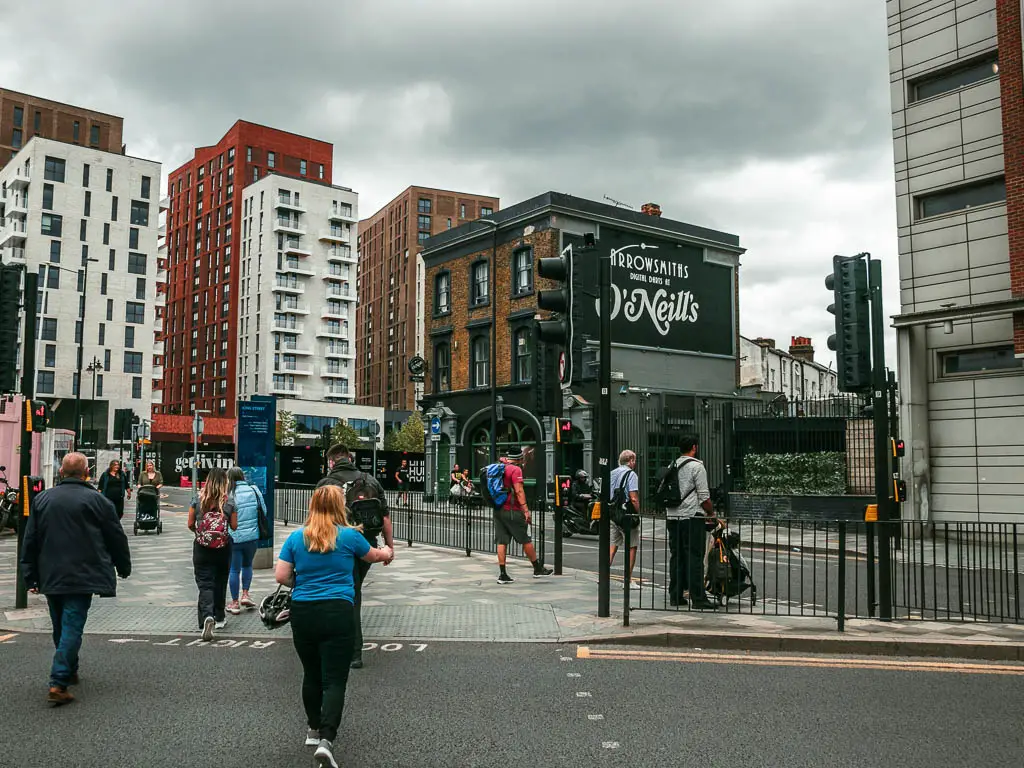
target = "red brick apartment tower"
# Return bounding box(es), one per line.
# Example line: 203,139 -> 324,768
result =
160,121 -> 333,418
997,1 -> 1024,353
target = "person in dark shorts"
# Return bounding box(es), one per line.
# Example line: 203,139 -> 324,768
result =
395,459 -> 410,505
494,448 -> 552,584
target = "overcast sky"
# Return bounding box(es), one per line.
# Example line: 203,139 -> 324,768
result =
1,0 -> 898,368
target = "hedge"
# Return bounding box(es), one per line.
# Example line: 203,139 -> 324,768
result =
742,452 -> 846,496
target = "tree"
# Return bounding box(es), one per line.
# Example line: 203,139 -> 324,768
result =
276,410 -> 298,446
383,429 -> 401,452
330,419 -> 365,450
393,411 -> 426,453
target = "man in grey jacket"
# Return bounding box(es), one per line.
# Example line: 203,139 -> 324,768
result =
665,435 -> 717,610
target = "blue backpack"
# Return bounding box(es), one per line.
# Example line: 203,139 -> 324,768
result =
479,463 -> 510,509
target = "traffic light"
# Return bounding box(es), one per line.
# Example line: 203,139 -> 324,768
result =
893,479 -> 907,504
891,438 -> 905,458
533,337 -> 561,416
555,418 -> 572,442
27,400 -> 49,432
20,475 -> 44,517
825,255 -> 871,392
536,243 -> 574,387
0,264 -> 22,394
553,474 -> 571,507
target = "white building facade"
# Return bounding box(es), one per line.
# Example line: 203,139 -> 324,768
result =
739,336 -> 839,401
887,0 -> 1023,524
237,174 -> 383,438
0,137 -> 162,445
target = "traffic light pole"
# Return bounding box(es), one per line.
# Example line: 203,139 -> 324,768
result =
16,272 -> 38,610
868,258 -> 893,621
597,243 -> 612,618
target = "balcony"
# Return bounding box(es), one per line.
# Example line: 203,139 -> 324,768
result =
319,227 -> 350,244
273,279 -> 305,295
319,367 -> 349,379
5,195 -> 28,216
326,287 -> 355,301
324,345 -> 355,359
272,319 -> 305,334
321,307 -> 349,321
154,318 -> 164,333
276,195 -> 306,213
326,247 -> 357,264
152,365 -> 164,379
275,364 -> 313,376
0,221 -> 27,247
7,169 -> 29,189
324,389 -> 351,399
284,240 -> 312,257
316,325 -> 348,339
153,340 -> 165,355
151,389 -> 164,405
269,383 -> 304,397
328,206 -> 356,223
273,217 -> 306,236
5,247 -> 26,263
160,196 -> 170,211
276,302 -> 310,315
279,262 -> 316,277
278,344 -> 314,357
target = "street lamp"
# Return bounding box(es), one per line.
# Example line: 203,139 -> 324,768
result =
474,218 -> 499,463
86,355 -> 102,459
72,257 -> 100,446
191,408 -> 211,508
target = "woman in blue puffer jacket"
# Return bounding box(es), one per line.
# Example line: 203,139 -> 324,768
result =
225,466 -> 266,614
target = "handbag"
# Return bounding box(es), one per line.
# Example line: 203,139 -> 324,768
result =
250,483 -> 271,540
610,470 -> 640,530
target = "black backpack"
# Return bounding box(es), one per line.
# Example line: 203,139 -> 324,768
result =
654,457 -> 695,510
343,474 -> 386,539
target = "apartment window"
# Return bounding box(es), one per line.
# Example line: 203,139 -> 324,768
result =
141,176 -> 151,199
109,249 -> 116,270
95,375 -> 103,397
125,301 -> 145,324
129,228 -> 139,249
46,266 -> 59,289
37,371 -> 54,395
299,160 -> 307,176
417,232 -> 429,245
318,164 -> 324,180
82,164 -> 90,187
246,147 -> 252,162
41,318 -> 57,341
228,147 -> 235,162
111,196 -> 118,220
910,53 -> 999,103
125,326 -> 136,349
130,200 -> 150,226
33,110 -> 40,131
136,277 -> 146,299
40,213 -> 62,236
72,121 -> 80,142
471,260 -> 489,305
44,344 -> 56,368
12,106 -> 22,127
941,345 -> 1023,377
106,299 -> 113,321
44,156 -> 66,182
101,273 -> 107,295
252,167 -> 259,182
103,222 -> 110,244
267,152 -> 275,169
418,198 -> 432,214
11,129 -> 21,149
103,348 -> 109,370
434,271 -> 451,315
417,214 -> 431,231
460,203 -> 466,219
90,125 -> 100,146
916,176 -> 1006,220
106,168 -> 113,192
481,206 -> 493,217
83,190 -> 93,217
512,247 -> 533,295
132,377 -> 142,399
471,335 -> 489,388
42,183 -> 54,210
49,240 -> 60,263
513,326 -> 532,384
79,219 -> 87,241
72,373 -> 79,397
433,341 -> 451,392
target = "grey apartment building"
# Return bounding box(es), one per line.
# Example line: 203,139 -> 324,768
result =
887,0 -> 1024,523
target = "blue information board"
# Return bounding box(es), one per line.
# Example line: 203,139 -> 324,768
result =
237,396 -> 276,549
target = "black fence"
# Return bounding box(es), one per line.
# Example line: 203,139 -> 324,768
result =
615,516 -> 1022,627
275,483 -> 546,562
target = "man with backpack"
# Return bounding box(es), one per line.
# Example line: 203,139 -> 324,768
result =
480,448 -> 552,584
609,450 -> 641,586
317,441 -> 393,669
657,434 -> 717,610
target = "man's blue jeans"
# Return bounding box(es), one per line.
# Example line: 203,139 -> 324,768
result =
46,594 -> 92,688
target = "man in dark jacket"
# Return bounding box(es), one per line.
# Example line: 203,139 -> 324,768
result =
316,441 -> 393,669
20,452 -> 132,705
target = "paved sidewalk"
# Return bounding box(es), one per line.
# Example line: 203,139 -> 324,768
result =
2,493 -> 1024,660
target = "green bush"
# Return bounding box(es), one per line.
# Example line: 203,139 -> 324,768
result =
742,452 -> 846,496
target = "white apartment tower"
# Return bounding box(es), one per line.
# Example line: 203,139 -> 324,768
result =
0,137 -> 163,444
238,174 -> 382,432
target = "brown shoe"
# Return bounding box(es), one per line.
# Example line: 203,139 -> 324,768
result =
47,686 -> 74,706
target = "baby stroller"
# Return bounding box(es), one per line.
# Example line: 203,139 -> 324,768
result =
133,485 -> 163,536
705,521 -> 756,606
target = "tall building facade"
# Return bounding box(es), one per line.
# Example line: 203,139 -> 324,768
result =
161,121 -> 333,419
236,173 -> 382,437
738,336 -> 839,400
355,186 -> 498,421
0,137 -> 161,443
887,0 -> 1024,523
0,88 -> 124,167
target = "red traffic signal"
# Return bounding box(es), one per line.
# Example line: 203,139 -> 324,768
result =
31,400 -> 49,432
555,418 -> 572,442
892,438 -> 905,458
20,475 -> 44,517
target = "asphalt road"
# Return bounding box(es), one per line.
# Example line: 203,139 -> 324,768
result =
2,633 -> 1022,768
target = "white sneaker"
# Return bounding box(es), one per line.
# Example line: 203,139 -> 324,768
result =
201,616 -> 215,642
304,728 -> 320,747
314,740 -> 339,768
215,619 -> 226,630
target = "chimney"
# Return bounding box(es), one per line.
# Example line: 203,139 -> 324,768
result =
789,335 -> 815,362
753,337 -> 775,350
640,202 -> 662,217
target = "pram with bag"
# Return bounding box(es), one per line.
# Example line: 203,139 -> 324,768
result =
705,520 -> 756,606
133,484 -> 163,536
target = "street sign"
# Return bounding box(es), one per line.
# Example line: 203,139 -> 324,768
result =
430,434 -> 441,442
371,420 -> 381,437
430,416 -> 441,435
408,355 -> 426,378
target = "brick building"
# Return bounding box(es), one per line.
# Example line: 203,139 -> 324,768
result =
887,0 -> 1024,524
0,88 -> 124,167
419,192 -> 743,497
355,186 -> 498,425
160,121 -> 334,441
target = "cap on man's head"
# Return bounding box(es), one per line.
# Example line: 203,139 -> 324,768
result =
506,447 -> 526,461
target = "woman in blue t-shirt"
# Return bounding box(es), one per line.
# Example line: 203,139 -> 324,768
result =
275,484 -> 394,768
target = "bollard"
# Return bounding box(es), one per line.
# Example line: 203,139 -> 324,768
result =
837,521 -> 847,633
554,506 -> 563,575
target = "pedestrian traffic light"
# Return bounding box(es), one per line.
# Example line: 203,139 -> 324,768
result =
891,438 -> 905,458
893,479 -> 907,504
0,264 -> 23,394
825,254 -> 871,392
553,474 -> 571,507
536,243 -> 574,386
27,400 -> 49,432
20,475 -> 44,517
555,418 -> 572,442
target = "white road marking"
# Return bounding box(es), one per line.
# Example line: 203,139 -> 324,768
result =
588,714 -> 604,721
602,742 -> 620,749
567,672 -> 581,678
575,691 -> 592,698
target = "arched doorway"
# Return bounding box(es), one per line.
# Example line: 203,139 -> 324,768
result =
468,419 -> 540,491
435,435 -> 451,498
